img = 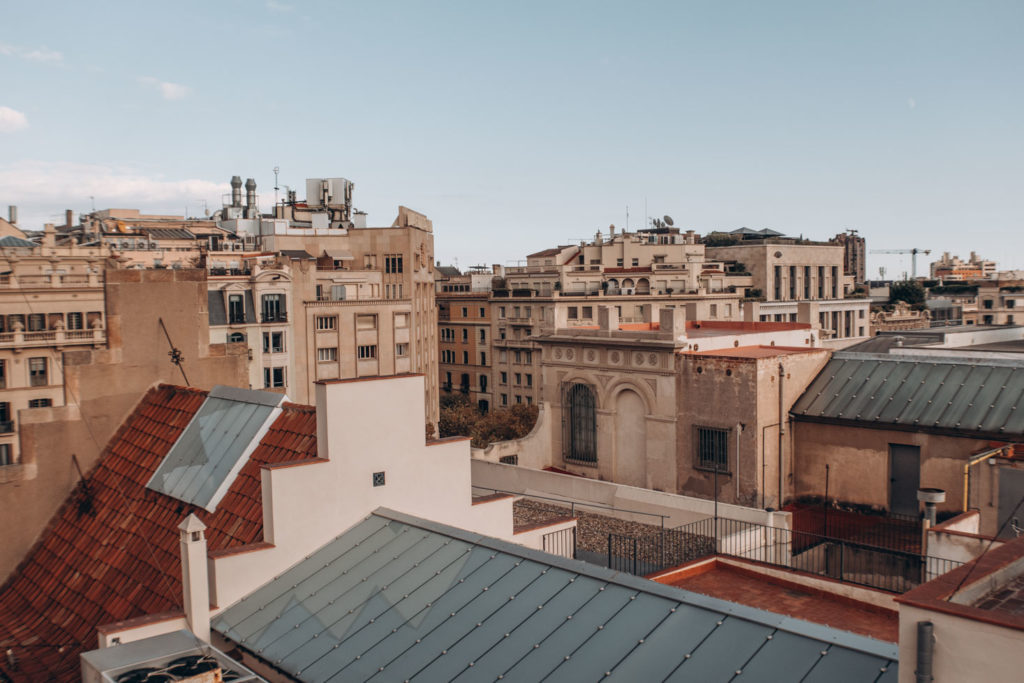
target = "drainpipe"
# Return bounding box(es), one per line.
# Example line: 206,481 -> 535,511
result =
778,363 -> 786,509
915,621 -> 934,683
735,423 -> 744,500
962,446 -> 1010,511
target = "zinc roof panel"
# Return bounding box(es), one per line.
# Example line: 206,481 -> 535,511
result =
873,362 -> 937,424
500,585 -> 636,681
663,616 -> 773,682
547,592 -> 677,681
834,360 -> 903,422
403,561 -> 551,682
960,365 -> 1013,432
800,647 -> 893,683
725,629 -> 825,682
914,363 -> 972,427
445,572 -> 575,682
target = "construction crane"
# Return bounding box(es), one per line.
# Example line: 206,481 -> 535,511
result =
869,248 -> 932,279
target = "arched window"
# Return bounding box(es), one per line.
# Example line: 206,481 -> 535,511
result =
228,332 -> 246,343
563,383 -> 597,463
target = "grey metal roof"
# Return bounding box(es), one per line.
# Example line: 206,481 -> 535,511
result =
0,235 -> 37,248
281,249 -> 314,260
791,352 -> 1024,438
212,509 -> 897,682
146,385 -> 284,511
143,227 -> 195,240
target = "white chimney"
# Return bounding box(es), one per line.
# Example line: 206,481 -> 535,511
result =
178,514 -> 210,642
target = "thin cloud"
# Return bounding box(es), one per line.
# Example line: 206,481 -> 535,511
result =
138,76 -> 190,100
0,106 -> 28,133
0,43 -> 63,64
266,0 -> 293,11
0,161 -> 229,227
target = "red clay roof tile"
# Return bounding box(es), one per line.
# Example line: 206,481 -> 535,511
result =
0,384 -> 319,681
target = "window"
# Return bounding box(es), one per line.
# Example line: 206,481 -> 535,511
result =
462,328 -> 468,342
462,350 -> 469,364
479,329 -> 486,342
696,426 -> 729,472
396,343 -> 409,357
263,366 -> 286,388
228,294 -> 245,323
582,306 -> 592,319
514,373 -> 522,385
358,344 -> 377,360
501,393 -> 508,406
480,374 -> 488,392
462,307 -> 468,318
0,359 -> 4,389
460,373 -> 470,392
480,351 -> 487,365
356,314 -> 377,330
395,313 -> 409,328
526,396 -> 533,405
500,372 -> 508,384
526,374 -> 533,387
563,383 -> 597,463
499,328 -> 506,340
0,443 -> 10,466
479,307 -> 486,317
516,395 -> 522,404
568,307 -> 578,319
499,307 -> 506,319
28,314 -> 45,331
331,284 -> 347,301
525,351 -> 533,363
29,357 -> 47,387
631,258 -> 639,266
499,454 -> 518,465
385,254 -> 403,273
0,402 -> 11,432
67,312 -> 84,330
316,315 -> 337,330
227,332 -> 246,343
263,331 -> 284,353
514,351 -> 522,363
616,258 -> 623,267
318,347 -> 338,362
28,398 -> 52,408
372,471 -> 386,487
983,299 -> 994,310
261,293 -> 285,322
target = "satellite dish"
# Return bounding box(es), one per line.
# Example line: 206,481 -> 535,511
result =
663,215 -> 674,226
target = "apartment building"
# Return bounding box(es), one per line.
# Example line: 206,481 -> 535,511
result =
831,229 -> 867,284
977,283 -> 1022,326
0,225 -> 106,466
437,289 -> 492,410
931,251 -> 997,280
706,238 -> 870,342
64,175 -> 441,426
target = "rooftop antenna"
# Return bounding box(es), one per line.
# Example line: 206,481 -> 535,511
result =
273,166 -> 280,206
89,195 -> 95,212
625,204 -> 629,232
663,215 -> 674,227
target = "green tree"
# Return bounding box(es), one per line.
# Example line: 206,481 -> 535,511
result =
471,405 -> 539,448
889,280 -> 925,307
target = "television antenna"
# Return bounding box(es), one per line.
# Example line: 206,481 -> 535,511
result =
273,166 -> 280,206
663,215 -> 674,226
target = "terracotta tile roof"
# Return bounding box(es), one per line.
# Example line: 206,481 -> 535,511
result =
0,385 -> 318,681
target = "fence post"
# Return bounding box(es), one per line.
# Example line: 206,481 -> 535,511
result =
633,538 -> 638,576
839,542 -> 845,583
607,534 -> 612,571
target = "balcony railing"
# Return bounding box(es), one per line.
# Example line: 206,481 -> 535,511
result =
0,420 -> 14,434
0,328 -> 106,349
261,313 -> 288,323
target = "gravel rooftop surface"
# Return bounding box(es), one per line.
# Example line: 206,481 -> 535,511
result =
513,499 -> 669,554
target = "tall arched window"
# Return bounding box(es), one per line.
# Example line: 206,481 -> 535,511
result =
563,383 -> 597,464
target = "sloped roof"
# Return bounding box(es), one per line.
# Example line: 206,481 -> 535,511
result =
0,385 -> 317,681
0,235 -> 36,248
791,353 -> 1024,438
213,510 -> 898,682
141,228 -> 195,240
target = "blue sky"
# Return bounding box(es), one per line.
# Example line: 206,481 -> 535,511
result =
2,1 -> 1022,275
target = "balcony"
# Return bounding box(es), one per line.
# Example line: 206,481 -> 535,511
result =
261,313 -> 288,324
0,420 -> 13,434
0,328 -> 106,350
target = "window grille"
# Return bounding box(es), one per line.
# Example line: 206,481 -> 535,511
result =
696,426 -> 729,472
562,383 -> 597,464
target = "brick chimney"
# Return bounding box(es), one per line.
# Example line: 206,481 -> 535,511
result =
178,514 -> 210,642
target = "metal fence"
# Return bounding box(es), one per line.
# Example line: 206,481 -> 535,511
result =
542,527 -> 577,559
787,503 -> 923,554
606,527 -> 717,577
665,517 -> 962,593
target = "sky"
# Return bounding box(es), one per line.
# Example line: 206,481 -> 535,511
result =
1,0 -> 1022,276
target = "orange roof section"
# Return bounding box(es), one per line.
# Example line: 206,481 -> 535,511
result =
0,385 -> 318,680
